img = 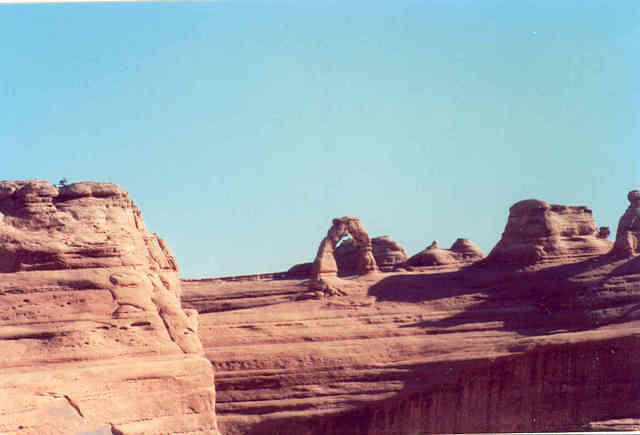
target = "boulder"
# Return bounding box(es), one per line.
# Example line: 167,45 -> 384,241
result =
0,180 -> 219,434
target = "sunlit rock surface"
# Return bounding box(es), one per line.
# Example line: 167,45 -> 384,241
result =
485,199 -> 612,265
183,193 -> 639,434
0,180 -> 219,434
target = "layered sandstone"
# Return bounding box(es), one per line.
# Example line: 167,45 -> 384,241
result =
0,180 -> 219,434
184,255 -> 640,435
486,199 -> 612,265
183,193 -> 639,434
404,238 -> 483,268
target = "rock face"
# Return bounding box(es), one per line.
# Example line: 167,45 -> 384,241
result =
486,199 -> 612,265
0,180 -> 219,434
611,190 -> 640,258
182,192 -> 639,434
405,238 -> 483,267
334,236 -> 408,275
184,254 -> 640,435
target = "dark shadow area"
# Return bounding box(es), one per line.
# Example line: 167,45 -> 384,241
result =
369,255 -> 640,336
238,334 -> 640,435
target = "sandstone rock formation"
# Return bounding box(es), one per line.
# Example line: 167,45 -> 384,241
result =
309,217 -> 378,295
184,252 -> 640,434
286,261 -> 313,279
611,190 -> 640,258
182,192 -> 639,434
486,199 -> 612,265
311,217 -> 378,279
405,238 -> 483,267
334,235 -> 408,274
0,180 -> 219,434
287,236 -> 406,279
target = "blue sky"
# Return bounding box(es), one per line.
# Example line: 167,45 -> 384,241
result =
2,0 -> 639,277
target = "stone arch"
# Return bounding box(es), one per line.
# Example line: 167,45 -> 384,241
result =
310,216 -> 378,281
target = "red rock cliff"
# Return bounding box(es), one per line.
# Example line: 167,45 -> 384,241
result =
0,180 -> 219,434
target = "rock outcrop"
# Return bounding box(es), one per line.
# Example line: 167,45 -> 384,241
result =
611,190 -> 640,258
287,236 -> 407,279
309,217 -> 378,295
405,238 -> 483,267
486,199 -> 612,265
311,217 -> 378,279
184,253 -> 640,435
0,180 -> 219,434
182,192 -> 639,434
334,236 -> 408,274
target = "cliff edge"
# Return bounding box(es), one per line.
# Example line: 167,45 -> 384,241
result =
0,180 -> 219,434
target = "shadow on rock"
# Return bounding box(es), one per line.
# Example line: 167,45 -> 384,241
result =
369,255 -> 640,336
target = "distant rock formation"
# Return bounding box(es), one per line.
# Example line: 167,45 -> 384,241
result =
286,261 -> 314,278
611,190 -> 640,258
308,217 -> 378,296
486,199 -> 612,265
0,180 -> 219,434
405,238 -> 484,267
335,236 -> 408,274
311,217 -> 378,280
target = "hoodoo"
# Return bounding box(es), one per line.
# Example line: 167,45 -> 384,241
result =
0,180 -> 219,434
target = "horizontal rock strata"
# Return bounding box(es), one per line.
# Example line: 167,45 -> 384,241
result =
0,180 -> 219,434
184,254 -> 640,434
184,193 -> 639,434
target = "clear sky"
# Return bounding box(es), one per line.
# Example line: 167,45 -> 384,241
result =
2,0 -> 639,277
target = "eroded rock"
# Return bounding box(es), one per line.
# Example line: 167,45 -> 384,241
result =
334,236 -> 408,275
0,180 -> 219,434
309,217 -> 378,294
611,190 -> 640,258
486,199 -> 612,265
405,238 -> 484,267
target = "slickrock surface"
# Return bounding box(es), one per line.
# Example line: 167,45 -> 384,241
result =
183,195 -> 639,435
0,180 -> 219,434
405,238 -> 483,267
486,199 -> 612,265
